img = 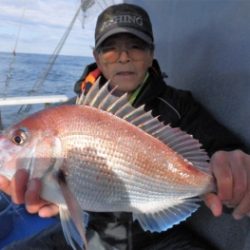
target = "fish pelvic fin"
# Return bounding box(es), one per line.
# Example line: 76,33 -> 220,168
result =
83,80 -> 210,173
58,170 -> 89,250
133,197 -> 200,233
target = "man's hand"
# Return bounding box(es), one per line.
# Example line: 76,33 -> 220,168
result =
204,150 -> 250,220
0,169 -> 59,217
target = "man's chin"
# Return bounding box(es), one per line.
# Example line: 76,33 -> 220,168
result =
110,80 -> 139,94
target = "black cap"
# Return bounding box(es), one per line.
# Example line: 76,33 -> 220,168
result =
95,3 -> 154,49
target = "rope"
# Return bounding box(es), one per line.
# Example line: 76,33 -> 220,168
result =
2,57 -> 16,98
13,9 -> 26,56
81,0 -> 95,27
81,0 -> 95,11
2,9 -> 26,97
18,3 -> 82,113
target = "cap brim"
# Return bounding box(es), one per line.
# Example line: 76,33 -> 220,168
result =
95,27 -> 153,49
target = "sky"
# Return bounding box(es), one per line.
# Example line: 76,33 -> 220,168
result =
0,0 -> 122,57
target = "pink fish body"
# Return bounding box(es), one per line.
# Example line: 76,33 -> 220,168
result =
0,82 -> 214,249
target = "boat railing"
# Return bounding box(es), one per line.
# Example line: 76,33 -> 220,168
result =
0,95 -> 70,106
0,95 -> 71,130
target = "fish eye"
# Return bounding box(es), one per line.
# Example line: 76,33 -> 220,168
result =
12,128 -> 28,145
13,135 -> 23,145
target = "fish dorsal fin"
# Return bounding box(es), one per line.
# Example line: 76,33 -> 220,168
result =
106,93 -> 130,114
137,116 -> 163,133
151,125 -> 209,172
98,83 -> 119,110
123,105 -> 146,122
81,77 -> 102,106
84,81 -> 209,172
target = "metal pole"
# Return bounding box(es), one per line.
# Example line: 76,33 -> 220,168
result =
0,110 -> 3,130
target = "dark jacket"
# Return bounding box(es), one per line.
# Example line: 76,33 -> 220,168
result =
74,60 -> 245,250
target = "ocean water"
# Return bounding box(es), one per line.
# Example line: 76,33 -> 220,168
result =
0,52 -> 93,127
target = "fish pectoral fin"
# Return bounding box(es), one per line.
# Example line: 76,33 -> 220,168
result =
58,173 -> 89,250
133,198 -> 200,233
59,205 -> 79,249
59,205 -> 89,250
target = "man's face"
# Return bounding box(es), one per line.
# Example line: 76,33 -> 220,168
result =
94,34 -> 154,94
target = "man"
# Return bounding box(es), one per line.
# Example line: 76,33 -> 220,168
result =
1,3 -> 250,250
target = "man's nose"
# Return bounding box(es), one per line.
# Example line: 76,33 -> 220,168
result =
118,49 -> 131,63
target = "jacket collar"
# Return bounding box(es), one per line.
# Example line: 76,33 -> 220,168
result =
131,59 -> 167,107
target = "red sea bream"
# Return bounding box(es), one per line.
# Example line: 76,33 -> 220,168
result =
0,82 -> 215,249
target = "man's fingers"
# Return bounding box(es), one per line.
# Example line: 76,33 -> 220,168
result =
230,159 -> 247,207
232,169 -> 250,220
11,169 -> 29,204
203,193 -> 223,217
0,175 -> 11,195
1,170 -> 59,218
24,178 -> 46,214
38,204 -> 59,218
210,152 -> 233,202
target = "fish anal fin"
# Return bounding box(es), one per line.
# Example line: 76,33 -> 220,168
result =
133,198 -> 200,233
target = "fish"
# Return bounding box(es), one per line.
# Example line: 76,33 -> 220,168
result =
0,80 -> 215,250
